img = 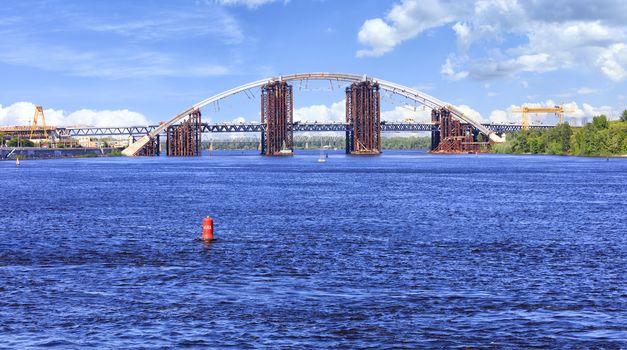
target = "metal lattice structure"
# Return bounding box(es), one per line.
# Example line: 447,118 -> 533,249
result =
260,81 -> 293,156
431,108 -> 484,153
345,81 -> 381,155
166,109 -> 201,156
58,122 -> 553,137
135,135 -> 160,156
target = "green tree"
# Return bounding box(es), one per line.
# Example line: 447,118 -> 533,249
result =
621,109 -> 627,122
592,115 -> 609,129
7,137 -> 34,147
544,123 -> 572,154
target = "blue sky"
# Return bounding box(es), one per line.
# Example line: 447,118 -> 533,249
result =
1,0 -> 626,127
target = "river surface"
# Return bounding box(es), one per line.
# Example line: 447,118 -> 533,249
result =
1,151 -> 626,348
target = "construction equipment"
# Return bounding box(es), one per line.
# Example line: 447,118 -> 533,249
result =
29,106 -> 49,145
511,105 -> 575,130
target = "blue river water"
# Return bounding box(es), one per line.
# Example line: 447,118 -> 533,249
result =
1,150 -> 626,348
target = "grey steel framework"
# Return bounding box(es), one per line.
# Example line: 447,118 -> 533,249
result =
122,72 -> 514,156
58,122 -> 553,137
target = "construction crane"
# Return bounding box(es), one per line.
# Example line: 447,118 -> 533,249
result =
29,105 -> 49,146
511,105 -> 575,130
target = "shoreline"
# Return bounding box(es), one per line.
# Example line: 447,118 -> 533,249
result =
0,147 -> 123,160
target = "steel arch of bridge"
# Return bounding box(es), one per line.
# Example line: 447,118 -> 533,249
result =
122,72 -> 505,156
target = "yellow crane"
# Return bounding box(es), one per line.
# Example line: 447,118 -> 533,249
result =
511,105 -> 574,130
29,106 -> 49,146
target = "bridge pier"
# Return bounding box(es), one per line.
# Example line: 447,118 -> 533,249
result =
430,108 -> 482,153
134,135 -> 160,156
345,81 -> 381,155
261,81 -> 293,156
166,109 -> 202,156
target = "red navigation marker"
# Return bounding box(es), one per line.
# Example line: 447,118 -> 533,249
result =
202,217 -> 214,241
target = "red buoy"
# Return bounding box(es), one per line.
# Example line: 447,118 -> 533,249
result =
202,217 -> 214,241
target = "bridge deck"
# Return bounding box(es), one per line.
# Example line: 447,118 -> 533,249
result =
57,122 -> 554,137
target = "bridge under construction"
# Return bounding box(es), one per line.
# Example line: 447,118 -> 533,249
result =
120,72 -> 515,157
2,72 -> 557,157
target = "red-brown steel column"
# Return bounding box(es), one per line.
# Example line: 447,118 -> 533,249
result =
166,110 -> 201,156
345,81 -> 380,155
261,81 -> 293,156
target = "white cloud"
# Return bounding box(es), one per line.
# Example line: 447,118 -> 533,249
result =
0,102 -> 150,127
381,105 -> 432,122
576,87 -> 600,95
294,100 -> 433,123
455,104 -> 487,123
452,22 -> 471,51
489,109 -> 510,124
293,100 -> 345,123
596,43 -> 627,81
441,57 -> 468,80
216,0 -> 284,9
357,0 -> 627,81
356,0 -> 456,57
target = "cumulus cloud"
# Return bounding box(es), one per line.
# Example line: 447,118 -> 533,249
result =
0,102 -> 150,127
293,100 -> 345,123
356,0 -> 627,81
294,100 -> 433,123
595,43 -> 627,81
381,105 -> 432,122
356,0 -> 456,57
455,104 -> 488,123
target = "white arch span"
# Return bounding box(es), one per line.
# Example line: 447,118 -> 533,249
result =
122,72 -> 504,156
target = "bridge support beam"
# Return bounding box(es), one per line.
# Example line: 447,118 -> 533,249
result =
345,81 -> 381,155
261,81 -> 293,156
133,135 -> 160,156
166,109 -> 202,156
430,107 -> 483,153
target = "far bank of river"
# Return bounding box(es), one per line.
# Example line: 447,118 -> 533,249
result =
490,117 -> 627,157
0,147 -> 122,160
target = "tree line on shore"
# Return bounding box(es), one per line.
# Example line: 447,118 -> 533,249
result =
202,135 -> 431,150
492,111 -> 627,156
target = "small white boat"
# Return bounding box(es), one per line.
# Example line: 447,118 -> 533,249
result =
278,141 -> 293,155
318,149 -> 327,163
